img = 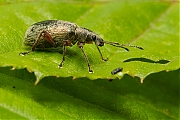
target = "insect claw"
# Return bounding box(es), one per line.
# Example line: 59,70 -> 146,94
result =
89,69 -> 93,73
102,58 -> 108,61
19,52 -> 24,56
58,65 -> 63,69
19,52 -> 29,56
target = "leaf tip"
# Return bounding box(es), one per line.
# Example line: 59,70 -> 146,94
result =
140,78 -> 144,83
34,80 -> 39,86
11,67 -> 16,70
34,71 -> 45,85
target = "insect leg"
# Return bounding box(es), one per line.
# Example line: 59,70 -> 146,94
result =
32,31 -> 55,51
95,44 -> 108,61
58,40 -> 72,68
58,42 -> 66,68
19,31 -> 55,56
78,42 -> 93,73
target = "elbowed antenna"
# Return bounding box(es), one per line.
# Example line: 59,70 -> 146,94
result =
103,41 -> 144,51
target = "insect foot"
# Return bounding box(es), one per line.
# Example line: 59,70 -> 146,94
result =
89,69 -> 93,73
20,20 -> 143,73
58,64 -> 63,69
19,51 -> 30,56
102,58 -> 108,62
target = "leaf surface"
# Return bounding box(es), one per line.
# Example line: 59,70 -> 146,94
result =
0,66 -> 179,119
0,1 -> 179,83
0,1 -> 179,119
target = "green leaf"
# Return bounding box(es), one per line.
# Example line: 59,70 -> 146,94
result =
0,67 -> 179,119
0,1 -> 179,119
0,1 -> 179,83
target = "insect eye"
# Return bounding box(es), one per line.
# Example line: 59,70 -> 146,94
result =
92,35 -> 96,40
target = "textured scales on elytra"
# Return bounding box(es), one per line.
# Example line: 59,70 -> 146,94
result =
20,20 -> 143,73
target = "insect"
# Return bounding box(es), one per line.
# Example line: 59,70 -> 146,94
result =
19,20 -> 143,73
111,68 -> 123,75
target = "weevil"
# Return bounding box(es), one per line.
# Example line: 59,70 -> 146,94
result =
20,20 -> 143,73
